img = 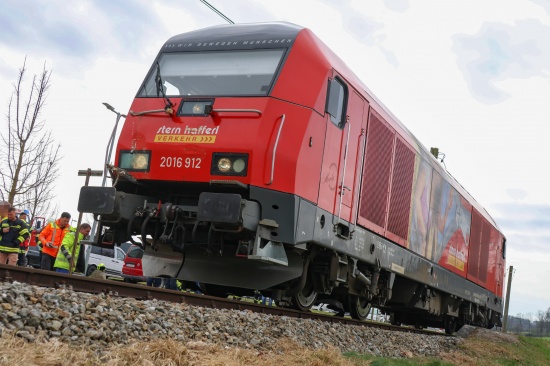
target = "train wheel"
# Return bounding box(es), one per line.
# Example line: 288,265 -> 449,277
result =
348,295 -> 371,321
292,280 -> 318,311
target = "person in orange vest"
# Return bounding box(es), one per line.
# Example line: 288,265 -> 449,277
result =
38,212 -> 71,271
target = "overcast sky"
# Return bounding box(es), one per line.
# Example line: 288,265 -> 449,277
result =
1,0 -> 549,318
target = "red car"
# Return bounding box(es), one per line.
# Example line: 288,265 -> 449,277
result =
121,245 -> 146,283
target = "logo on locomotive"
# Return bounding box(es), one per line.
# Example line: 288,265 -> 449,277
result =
154,125 -> 219,143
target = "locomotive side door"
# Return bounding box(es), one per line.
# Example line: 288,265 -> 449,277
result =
318,74 -> 367,235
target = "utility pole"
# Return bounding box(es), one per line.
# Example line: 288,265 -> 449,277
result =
502,265 -> 514,333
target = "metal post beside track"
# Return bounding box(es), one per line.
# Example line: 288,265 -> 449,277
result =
89,103 -> 126,241
70,169 -> 102,275
502,265 -> 514,333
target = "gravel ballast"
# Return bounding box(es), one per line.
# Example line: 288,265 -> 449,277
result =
1,281 -> 466,358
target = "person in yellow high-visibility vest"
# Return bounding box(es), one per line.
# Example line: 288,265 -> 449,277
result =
53,223 -> 91,274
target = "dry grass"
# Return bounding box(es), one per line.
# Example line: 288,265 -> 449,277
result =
4,327 -> 547,366
439,328 -> 528,366
0,331 -> 369,366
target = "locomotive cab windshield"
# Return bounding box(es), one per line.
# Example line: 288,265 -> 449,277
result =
138,49 -> 286,97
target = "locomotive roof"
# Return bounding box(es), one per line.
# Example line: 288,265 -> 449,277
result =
162,22 -> 303,52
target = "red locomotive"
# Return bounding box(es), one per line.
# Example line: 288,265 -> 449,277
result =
79,22 -> 505,333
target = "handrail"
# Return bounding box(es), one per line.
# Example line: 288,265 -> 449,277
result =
266,114 -> 286,185
350,127 -> 367,232
130,108 -> 262,117
130,109 -> 167,116
212,109 -> 262,115
335,117 -> 351,227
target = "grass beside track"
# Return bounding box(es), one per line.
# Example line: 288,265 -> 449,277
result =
1,329 -> 550,365
343,333 -> 550,366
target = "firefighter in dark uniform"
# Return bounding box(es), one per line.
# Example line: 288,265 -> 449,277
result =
17,209 -> 30,266
0,207 -> 30,266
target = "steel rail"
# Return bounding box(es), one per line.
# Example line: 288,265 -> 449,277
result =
0,264 -> 447,337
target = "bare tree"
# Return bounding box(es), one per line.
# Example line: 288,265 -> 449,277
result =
0,58 -> 61,221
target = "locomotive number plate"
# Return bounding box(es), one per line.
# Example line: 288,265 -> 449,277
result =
160,156 -> 202,169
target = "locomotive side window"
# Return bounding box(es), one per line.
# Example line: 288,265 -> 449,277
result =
138,49 -> 285,97
502,238 -> 506,259
325,77 -> 347,128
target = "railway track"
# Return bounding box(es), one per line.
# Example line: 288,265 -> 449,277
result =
0,263 -> 447,337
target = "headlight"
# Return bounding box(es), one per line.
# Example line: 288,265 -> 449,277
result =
178,99 -> 214,116
133,155 -> 148,169
233,158 -> 246,173
217,158 -> 232,173
211,153 -> 248,176
119,151 -> 151,172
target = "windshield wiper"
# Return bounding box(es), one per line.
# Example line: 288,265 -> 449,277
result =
155,61 -> 175,113
131,62 -> 176,117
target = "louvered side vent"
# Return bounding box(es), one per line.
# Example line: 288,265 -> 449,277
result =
478,220 -> 492,282
387,138 -> 415,241
468,209 -> 483,279
359,113 -> 394,229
